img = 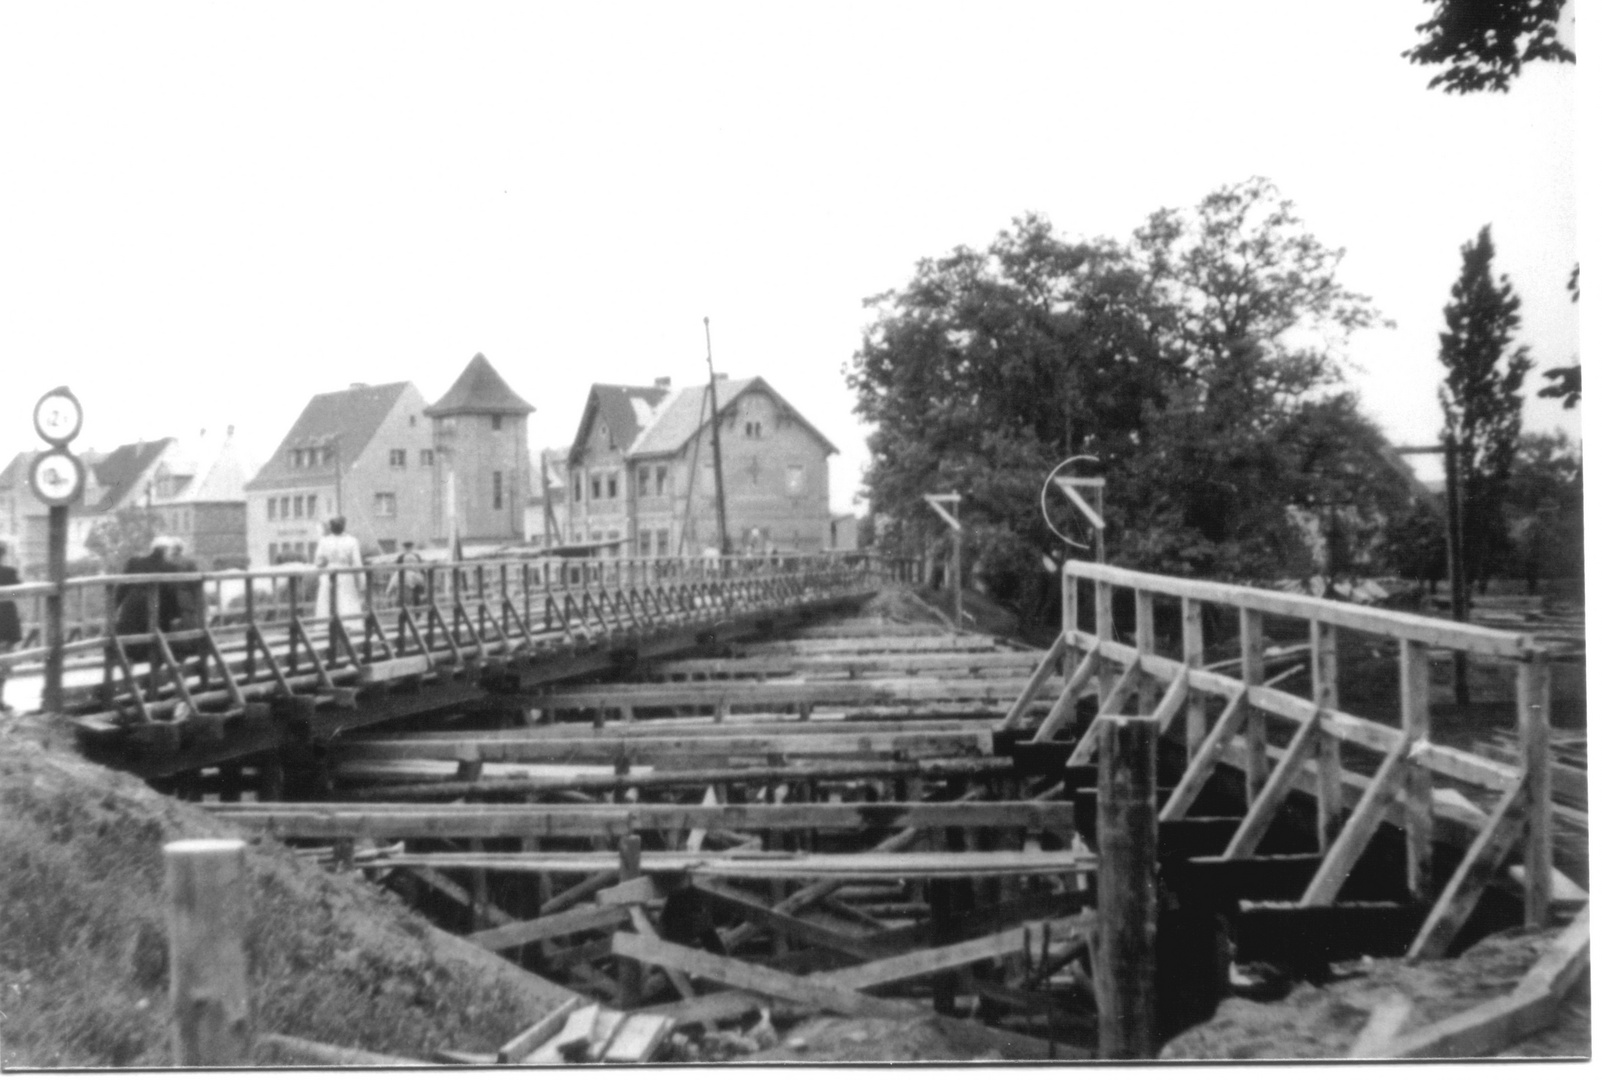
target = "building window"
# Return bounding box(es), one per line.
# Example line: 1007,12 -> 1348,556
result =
591,475 -> 603,500
745,420 -> 762,439
787,464 -> 804,494
493,471 -> 503,510
420,449 -> 434,466
267,498 -> 277,522
390,449 -> 406,468
289,449 -> 301,468
657,529 -> 670,555
439,417 -> 457,435
639,467 -> 651,494
639,530 -> 651,556
375,492 -> 397,517
606,473 -> 618,500
306,494 -> 317,519
655,466 -> 668,496
409,415 -> 417,427
492,414 -> 503,432
322,446 -> 336,465
293,495 -> 304,519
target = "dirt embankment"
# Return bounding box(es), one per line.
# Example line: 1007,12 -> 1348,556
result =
0,714 -> 572,1069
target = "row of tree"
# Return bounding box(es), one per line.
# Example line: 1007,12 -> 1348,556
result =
848,181 -> 1578,616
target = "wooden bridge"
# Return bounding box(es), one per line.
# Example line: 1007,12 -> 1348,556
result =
4,553 -> 884,779
3,552 -> 1584,1057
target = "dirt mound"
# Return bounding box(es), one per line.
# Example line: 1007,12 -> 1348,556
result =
1161,924 -> 1589,1060
0,716 -> 572,1068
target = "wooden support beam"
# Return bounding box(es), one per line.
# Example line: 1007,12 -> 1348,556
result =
1000,632 -> 1069,730
1221,704 -> 1325,860
609,933 -> 918,1019
829,915 -> 1092,992
1300,739 -> 1411,906
1093,716 -> 1159,1060
1400,639 -> 1433,901
1518,657 -> 1552,930
692,880 -> 887,961
495,997 -> 585,1063
1311,619 -> 1342,851
1407,776 -> 1530,960
1181,597 -> 1206,757
1134,589 -> 1156,714
1064,660 -> 1142,765
1239,608 -> 1267,802
207,800 -> 1074,839
333,728 -> 994,764
467,904 -> 631,954
1028,647 -> 1098,743
1159,687 -> 1248,822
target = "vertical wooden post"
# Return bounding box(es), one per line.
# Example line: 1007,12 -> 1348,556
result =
1062,567 -> 1079,673
1310,619 -> 1343,851
1518,656 -> 1552,929
1134,589 -> 1155,714
1181,597 -> 1205,759
1239,608 -> 1266,802
1399,640 -> 1433,900
165,838 -> 252,1066
1443,435 -> 1470,705
1094,581 -> 1114,703
617,833 -> 643,1008
1094,716 -> 1159,1060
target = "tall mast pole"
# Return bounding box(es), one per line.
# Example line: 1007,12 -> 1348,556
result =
704,317 -> 730,555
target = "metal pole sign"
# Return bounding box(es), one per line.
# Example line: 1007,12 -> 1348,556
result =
30,386 -> 85,714
923,493 -> 963,627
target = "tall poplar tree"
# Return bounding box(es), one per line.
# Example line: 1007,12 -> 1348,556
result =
1437,225 -> 1534,589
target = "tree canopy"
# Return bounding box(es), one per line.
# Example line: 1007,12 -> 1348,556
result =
1403,0 -> 1574,93
1437,225 -> 1535,588
849,179 -> 1411,601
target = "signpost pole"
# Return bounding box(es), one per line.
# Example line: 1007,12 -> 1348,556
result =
44,505 -> 67,712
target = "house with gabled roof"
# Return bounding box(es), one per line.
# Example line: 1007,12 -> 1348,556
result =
245,381 -> 436,566
568,375 -> 836,555
244,354 -> 535,566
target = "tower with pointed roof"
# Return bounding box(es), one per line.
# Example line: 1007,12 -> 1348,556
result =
425,353 -> 534,545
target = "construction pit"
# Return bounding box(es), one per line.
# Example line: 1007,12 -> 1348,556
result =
0,580 -> 1589,1065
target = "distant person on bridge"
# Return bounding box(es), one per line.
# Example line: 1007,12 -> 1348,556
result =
391,540 -> 426,607
314,516 -> 365,624
0,541 -> 21,713
112,537 -> 182,665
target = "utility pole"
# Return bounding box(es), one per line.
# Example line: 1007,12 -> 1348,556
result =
1397,441 -> 1470,705
704,317 -> 730,555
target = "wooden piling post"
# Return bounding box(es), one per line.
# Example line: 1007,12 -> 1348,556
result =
165,838 -> 252,1066
1518,656 -> 1552,929
1094,716 -> 1159,1060
617,833 -> 644,1007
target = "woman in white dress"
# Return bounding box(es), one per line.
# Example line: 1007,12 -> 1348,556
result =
314,516 -> 365,623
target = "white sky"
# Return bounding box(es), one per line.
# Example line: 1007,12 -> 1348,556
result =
0,1 -> 1583,511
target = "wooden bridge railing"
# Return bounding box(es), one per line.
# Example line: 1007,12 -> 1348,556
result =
0,553 -> 884,722
1006,559 -> 1554,960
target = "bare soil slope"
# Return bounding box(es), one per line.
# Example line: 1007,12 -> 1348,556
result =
0,713 -> 573,1068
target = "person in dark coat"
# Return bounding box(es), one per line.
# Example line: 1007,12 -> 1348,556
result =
113,538 -> 179,665
0,541 -> 22,713
165,539 -> 204,661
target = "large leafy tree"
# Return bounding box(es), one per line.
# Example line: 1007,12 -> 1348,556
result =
1437,225 -> 1535,590
1403,0 -> 1574,93
851,179 -> 1399,596
1114,179 -> 1392,579
1502,430 -> 1584,589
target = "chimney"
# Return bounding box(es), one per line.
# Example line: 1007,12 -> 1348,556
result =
654,376 -> 672,389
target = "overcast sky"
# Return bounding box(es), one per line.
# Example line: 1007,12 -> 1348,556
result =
0,1 -> 1582,512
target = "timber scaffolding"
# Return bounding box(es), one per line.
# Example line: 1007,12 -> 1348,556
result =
10,554 -> 1587,1058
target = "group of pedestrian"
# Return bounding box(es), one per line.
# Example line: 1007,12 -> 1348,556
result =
0,517 -> 442,713
112,535 -> 203,664
0,542 -> 20,714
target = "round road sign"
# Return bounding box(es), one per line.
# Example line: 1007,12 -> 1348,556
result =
29,448 -> 86,506
33,386 -> 84,446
